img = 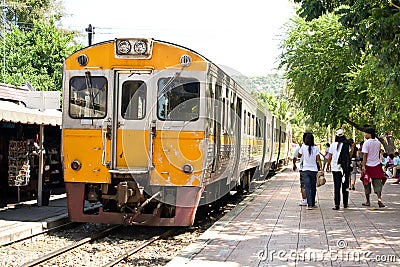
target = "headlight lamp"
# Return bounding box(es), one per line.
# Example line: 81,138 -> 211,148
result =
117,40 -> 132,54
71,160 -> 82,171
134,40 -> 147,54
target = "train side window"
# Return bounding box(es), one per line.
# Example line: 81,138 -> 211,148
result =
251,114 -> 255,136
69,75 -> 107,119
247,112 -> 251,135
255,118 -> 259,137
243,109 -> 246,133
222,98 -> 226,131
121,81 -> 146,120
157,77 -> 200,121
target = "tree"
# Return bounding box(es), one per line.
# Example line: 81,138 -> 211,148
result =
1,20 -> 82,91
292,0 -> 400,105
279,10 -> 399,151
279,13 -> 357,127
1,0 -> 62,31
252,91 -> 327,144
293,0 -> 347,21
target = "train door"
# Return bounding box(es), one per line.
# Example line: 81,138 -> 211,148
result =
113,71 -> 152,172
212,84 -> 222,173
234,97 -> 242,177
277,125 -> 282,165
260,115 -> 267,175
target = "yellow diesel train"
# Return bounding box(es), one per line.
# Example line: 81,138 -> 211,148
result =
62,38 -> 291,226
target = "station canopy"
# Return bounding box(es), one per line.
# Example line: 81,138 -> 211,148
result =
0,100 -> 61,126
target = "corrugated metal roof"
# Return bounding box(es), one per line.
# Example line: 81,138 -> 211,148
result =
0,83 -> 29,103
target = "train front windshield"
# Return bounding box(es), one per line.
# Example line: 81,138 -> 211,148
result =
157,77 -> 200,121
69,76 -> 107,119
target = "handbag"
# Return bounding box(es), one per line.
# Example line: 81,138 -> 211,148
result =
316,171 -> 326,187
360,171 -> 371,185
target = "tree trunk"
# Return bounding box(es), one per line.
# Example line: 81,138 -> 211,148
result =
386,135 -> 395,154
345,118 -> 395,153
378,136 -> 389,153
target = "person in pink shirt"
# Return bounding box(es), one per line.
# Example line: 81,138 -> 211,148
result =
361,127 -> 386,208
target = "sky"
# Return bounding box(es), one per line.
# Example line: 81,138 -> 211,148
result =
61,0 -> 296,77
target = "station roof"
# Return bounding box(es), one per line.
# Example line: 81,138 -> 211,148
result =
0,100 -> 61,126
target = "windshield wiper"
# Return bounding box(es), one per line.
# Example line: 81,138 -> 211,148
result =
158,71 -> 181,97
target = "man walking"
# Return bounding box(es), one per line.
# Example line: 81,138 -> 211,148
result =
293,132 -> 311,206
361,127 -> 386,207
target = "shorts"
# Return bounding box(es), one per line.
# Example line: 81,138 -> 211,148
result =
299,170 -> 304,189
363,178 -> 383,194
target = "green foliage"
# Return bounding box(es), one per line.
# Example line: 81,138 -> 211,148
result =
280,4 -> 400,141
0,20 -> 82,91
293,0 -> 348,21
2,0 -> 62,30
252,90 -> 323,143
280,13 -> 356,127
293,0 -> 400,99
249,75 -> 287,96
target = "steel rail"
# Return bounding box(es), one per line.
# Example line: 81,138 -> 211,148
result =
1,221 -> 79,247
21,225 -> 120,267
101,229 -> 177,267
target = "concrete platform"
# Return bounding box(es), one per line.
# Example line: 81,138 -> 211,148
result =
0,194 -> 68,246
167,168 -> 400,266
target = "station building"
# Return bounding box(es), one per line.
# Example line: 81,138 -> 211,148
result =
0,83 -> 62,206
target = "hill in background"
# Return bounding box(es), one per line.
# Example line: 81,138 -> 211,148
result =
249,75 -> 286,96
218,65 -> 286,96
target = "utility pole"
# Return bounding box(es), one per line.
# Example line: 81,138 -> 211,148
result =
85,24 -> 94,46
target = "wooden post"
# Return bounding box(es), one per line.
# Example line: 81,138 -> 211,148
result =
38,124 -> 44,206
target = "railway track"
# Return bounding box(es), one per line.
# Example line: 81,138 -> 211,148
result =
20,225 -> 120,267
0,189 -> 246,266
101,229 -> 177,267
1,221 -> 79,247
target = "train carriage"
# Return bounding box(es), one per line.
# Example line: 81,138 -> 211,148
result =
62,38 -> 291,226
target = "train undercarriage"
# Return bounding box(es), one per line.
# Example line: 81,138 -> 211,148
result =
65,175 -> 203,226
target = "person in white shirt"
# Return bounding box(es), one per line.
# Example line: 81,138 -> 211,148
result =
361,127 -> 386,208
293,132 -> 312,206
298,133 -> 323,210
326,129 -> 354,210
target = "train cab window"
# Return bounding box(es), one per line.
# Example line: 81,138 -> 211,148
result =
157,77 -> 200,121
121,81 -> 146,120
69,75 -> 107,119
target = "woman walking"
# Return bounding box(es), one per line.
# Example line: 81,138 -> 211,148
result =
326,129 -> 354,210
323,143 -> 331,172
298,133 -> 323,210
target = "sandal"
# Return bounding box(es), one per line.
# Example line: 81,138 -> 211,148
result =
362,203 -> 370,206
378,201 -> 385,208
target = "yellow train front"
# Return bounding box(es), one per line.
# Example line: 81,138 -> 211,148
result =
62,38 -> 291,226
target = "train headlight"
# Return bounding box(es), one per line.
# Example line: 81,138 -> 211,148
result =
117,40 -> 132,54
182,164 -> 193,174
115,38 -> 153,58
133,40 -> 147,54
71,160 -> 82,171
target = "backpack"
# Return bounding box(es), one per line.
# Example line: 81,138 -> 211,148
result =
338,142 -> 351,174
